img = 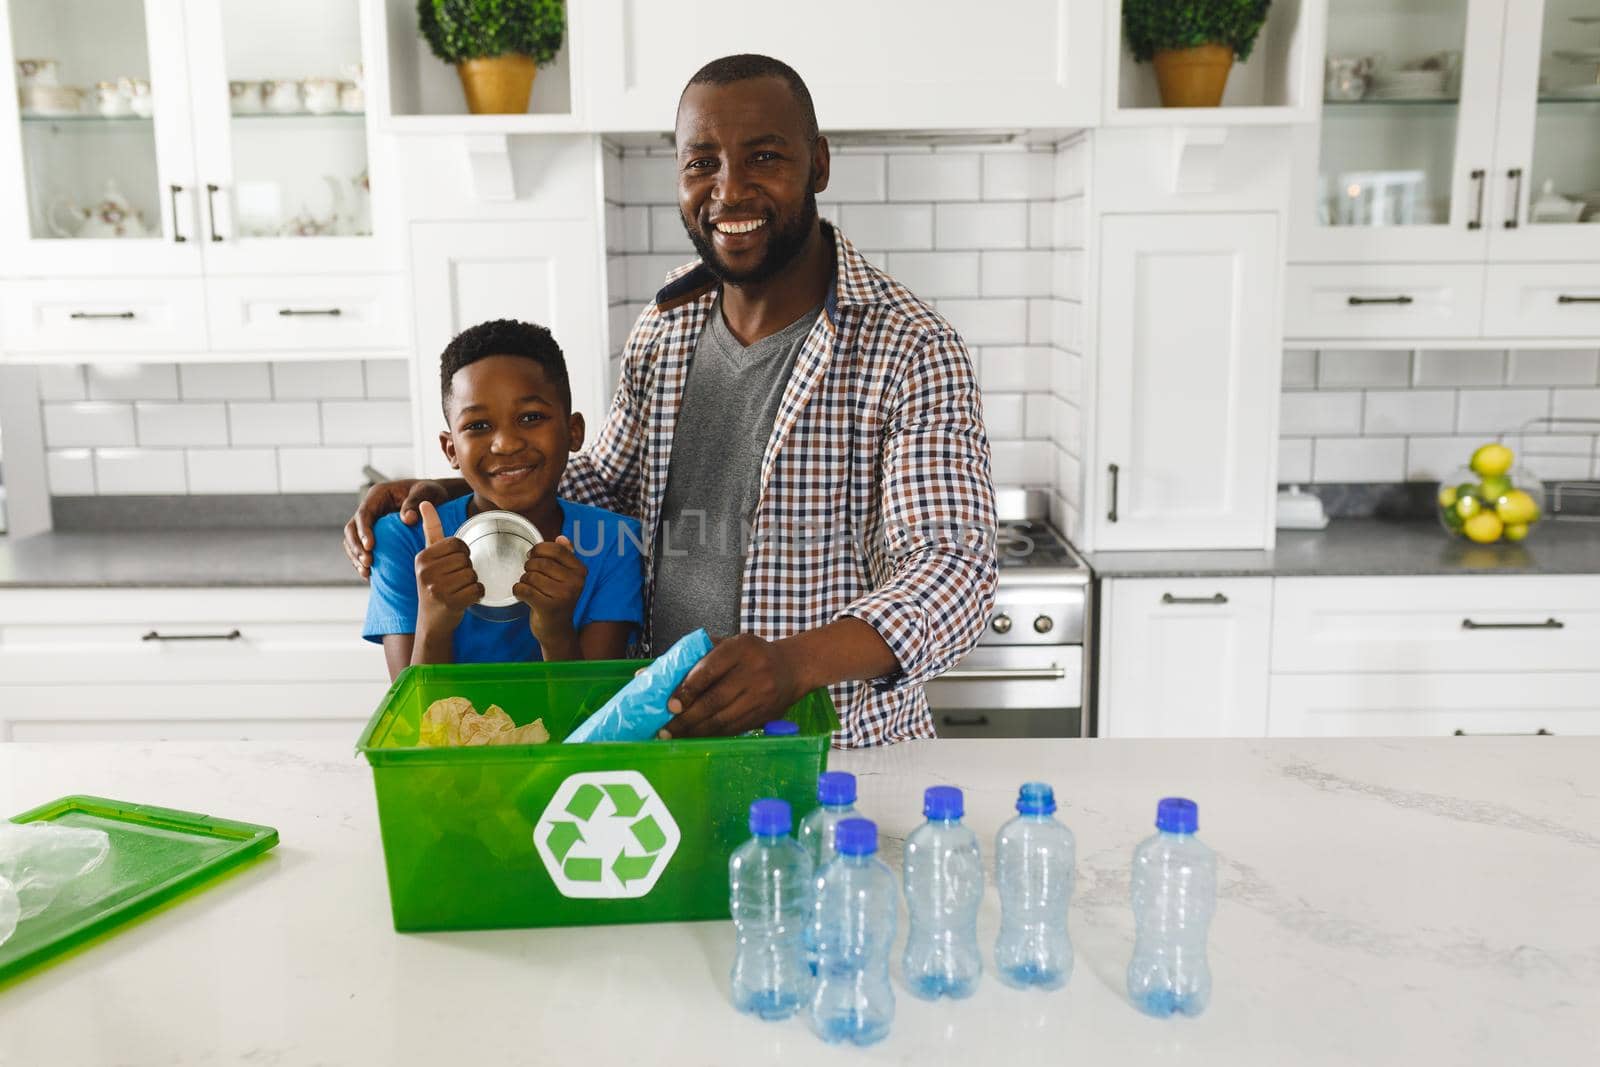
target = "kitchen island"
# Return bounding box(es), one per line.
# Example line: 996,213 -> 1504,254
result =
1,737 -> 1596,1065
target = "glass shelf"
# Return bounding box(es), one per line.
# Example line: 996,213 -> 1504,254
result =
20,113 -> 154,125
231,110 -> 366,120
1323,98 -> 1460,110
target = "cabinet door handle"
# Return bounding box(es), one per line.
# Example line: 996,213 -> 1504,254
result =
938,667 -> 1068,682
1347,295 -> 1414,306
204,183 -> 223,242
69,311 -> 136,320
940,714 -> 991,728
277,307 -> 343,317
1161,593 -> 1229,606
1467,168 -> 1485,230
1504,168 -> 1522,229
1461,617 -> 1564,630
1107,463 -> 1120,523
1453,728 -> 1551,736
1557,295 -> 1600,305
169,184 -> 187,243
141,628 -> 242,642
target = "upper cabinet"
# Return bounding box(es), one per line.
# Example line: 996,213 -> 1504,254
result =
580,0 -> 1103,133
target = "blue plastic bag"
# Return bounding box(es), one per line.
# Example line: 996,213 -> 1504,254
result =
563,628 -> 714,743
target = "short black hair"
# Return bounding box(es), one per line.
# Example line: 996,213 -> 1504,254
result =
680,53 -> 818,143
440,319 -> 571,414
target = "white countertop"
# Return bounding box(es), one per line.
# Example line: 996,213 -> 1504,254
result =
1,737 -> 1597,1066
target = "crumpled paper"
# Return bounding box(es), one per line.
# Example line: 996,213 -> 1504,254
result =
418,697 -> 550,747
564,628 -> 714,744
0,821 -> 112,947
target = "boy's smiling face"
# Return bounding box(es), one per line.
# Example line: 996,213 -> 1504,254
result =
440,354 -> 584,518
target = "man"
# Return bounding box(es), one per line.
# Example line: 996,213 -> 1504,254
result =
345,54 -> 996,746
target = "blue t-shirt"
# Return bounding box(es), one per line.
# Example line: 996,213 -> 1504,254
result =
362,495 -> 644,664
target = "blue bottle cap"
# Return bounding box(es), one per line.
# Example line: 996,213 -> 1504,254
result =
762,719 -> 799,736
1017,781 -> 1056,815
833,817 -> 877,856
749,798 -> 792,837
923,785 -> 964,821
1155,797 -> 1198,834
816,771 -> 856,806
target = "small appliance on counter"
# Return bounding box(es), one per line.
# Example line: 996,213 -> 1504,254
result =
1276,486 -> 1329,530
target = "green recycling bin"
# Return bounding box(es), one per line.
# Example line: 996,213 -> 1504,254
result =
356,660 -> 836,931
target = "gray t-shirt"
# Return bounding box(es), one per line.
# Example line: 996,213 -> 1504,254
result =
649,296 -> 823,649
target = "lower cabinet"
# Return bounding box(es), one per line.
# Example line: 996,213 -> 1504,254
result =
0,586 -> 388,741
1268,673 -> 1600,737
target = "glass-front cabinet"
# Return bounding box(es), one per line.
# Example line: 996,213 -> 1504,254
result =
1295,0 -> 1600,263
0,0 -> 385,278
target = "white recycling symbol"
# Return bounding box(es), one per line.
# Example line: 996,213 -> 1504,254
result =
533,770 -> 681,899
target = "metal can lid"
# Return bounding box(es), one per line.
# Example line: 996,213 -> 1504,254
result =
455,509 -> 542,609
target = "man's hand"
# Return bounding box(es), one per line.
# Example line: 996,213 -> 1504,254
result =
661,634 -> 806,739
414,500 -> 483,626
513,536 -> 586,660
343,478 -> 451,579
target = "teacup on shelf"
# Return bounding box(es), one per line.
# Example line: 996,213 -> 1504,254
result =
93,80 -> 131,117
263,79 -> 301,114
120,77 -> 152,118
302,76 -> 340,115
339,81 -> 364,113
230,80 -> 263,115
16,58 -> 60,90
20,84 -> 84,116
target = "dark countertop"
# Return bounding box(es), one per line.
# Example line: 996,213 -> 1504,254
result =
0,528 -> 362,588
1085,518 -> 1600,579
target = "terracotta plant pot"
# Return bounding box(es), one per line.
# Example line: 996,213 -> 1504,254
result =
1151,43 -> 1235,107
456,54 -> 538,114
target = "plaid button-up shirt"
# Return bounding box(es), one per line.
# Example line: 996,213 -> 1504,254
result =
560,222 -> 997,746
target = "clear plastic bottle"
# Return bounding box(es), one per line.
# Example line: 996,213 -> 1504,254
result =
798,772 -> 860,974
728,798 -> 814,1020
807,818 -> 896,1046
995,781 -> 1075,990
1127,797 -> 1216,1017
901,785 -> 983,999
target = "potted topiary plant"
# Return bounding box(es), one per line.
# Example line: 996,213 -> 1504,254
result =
1123,0 -> 1272,108
417,0 -> 566,115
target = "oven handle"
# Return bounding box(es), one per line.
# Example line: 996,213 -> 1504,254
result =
935,667 -> 1068,682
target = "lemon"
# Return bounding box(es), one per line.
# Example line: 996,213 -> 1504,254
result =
1503,523 -> 1529,542
1470,443 -> 1513,478
1437,485 -> 1458,509
1478,475 -> 1512,502
1455,494 -> 1482,520
1496,489 -> 1540,526
1463,511 -> 1504,544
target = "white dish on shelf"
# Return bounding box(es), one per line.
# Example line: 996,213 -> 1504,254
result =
1548,83 -> 1600,99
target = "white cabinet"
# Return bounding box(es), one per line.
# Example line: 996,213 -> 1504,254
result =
1089,213 -> 1279,551
581,0 -> 1102,132
0,586 -> 387,741
1097,577 -> 1273,738
1269,673 -> 1600,737
1283,263 -> 1487,340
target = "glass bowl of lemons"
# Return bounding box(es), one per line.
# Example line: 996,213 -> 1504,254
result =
1436,443 -> 1543,543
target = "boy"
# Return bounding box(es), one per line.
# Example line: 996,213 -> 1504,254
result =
363,319 -> 643,682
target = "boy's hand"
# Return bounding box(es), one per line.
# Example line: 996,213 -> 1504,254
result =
514,536 -> 586,651
414,500 -> 483,624
344,478 -> 452,579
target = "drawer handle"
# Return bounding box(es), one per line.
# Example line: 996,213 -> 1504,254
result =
1162,593 -> 1229,606
69,311 -> 136,320
278,307 -> 344,317
1347,295 -> 1414,306
1557,295 -> 1600,304
938,667 -> 1068,682
1467,168 -> 1484,230
1461,617 -> 1564,630
1452,728 -> 1551,737
941,714 -> 991,728
141,629 -> 243,642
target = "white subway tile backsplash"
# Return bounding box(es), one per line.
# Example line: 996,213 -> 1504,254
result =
620,206 -> 651,253
606,256 -> 627,302
1405,436 -> 1485,481
94,448 -> 187,494
87,363 -> 180,401
981,251 -> 1054,298
838,204 -> 934,250
1363,390 -> 1454,434
1027,299 -> 1053,345
1028,202 -> 1054,249
881,252 -> 979,299
321,400 -> 412,446
888,154 -> 980,201
36,364 -> 86,401
178,362 -> 272,401
981,152 -> 1050,201
1054,251 -> 1085,302
1279,391 -> 1362,437
604,203 -> 625,254
1552,388 -> 1600,419
1455,389 -> 1549,434
1277,438 -> 1313,483
938,298 -> 1028,346
936,202 -> 1028,250
620,154 -> 677,204
368,446 -> 416,480
1318,349 -> 1412,389
1513,436 -> 1595,479
602,145 -> 623,202
1282,350 -> 1317,389
820,154 -> 887,202
42,402 -> 136,448
626,254 -> 691,303
1507,349 -> 1600,386
1414,349 -> 1505,387
990,440 -> 1055,485
650,206 -> 694,253
272,360 -> 365,400
45,449 -> 95,494
983,392 -> 1026,440
1052,198 -> 1085,248
135,402 -> 228,448
1054,142 -> 1086,198
363,360 -> 411,401
228,402 -> 321,446
1024,392 -> 1054,440
982,347 -> 1049,392
185,448 -> 278,494
1313,437 -> 1405,482
278,447 -> 368,493
609,302 -> 641,358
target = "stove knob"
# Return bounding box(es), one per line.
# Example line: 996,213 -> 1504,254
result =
991,613 -> 1013,634
1033,614 -> 1054,635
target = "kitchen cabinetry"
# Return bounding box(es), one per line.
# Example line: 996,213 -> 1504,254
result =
1097,577 -> 1273,738
0,586 -> 386,741
0,0 -> 403,359
580,0 -> 1102,132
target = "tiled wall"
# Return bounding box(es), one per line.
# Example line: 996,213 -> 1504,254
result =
36,359 -> 415,495
600,137 -> 1085,534
1278,348 -> 1600,484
